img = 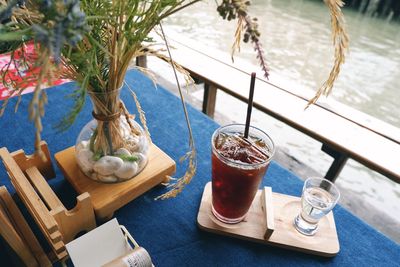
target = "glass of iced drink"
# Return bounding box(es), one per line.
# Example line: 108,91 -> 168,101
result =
211,124 -> 275,224
294,177 -> 340,236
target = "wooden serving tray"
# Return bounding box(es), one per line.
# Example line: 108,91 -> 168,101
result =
197,182 -> 340,257
55,144 -> 176,221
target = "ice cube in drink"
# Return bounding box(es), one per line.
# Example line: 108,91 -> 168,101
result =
211,125 -> 274,224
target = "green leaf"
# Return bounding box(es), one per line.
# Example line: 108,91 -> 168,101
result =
116,154 -> 139,162
0,28 -> 32,41
92,151 -> 103,161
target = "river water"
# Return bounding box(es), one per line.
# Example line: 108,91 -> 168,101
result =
164,0 -> 400,222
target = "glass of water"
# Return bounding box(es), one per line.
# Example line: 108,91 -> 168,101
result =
294,177 -> 340,236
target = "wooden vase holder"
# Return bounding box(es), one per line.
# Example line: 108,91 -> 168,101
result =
198,182 -> 340,257
55,143 -> 176,221
0,142 -> 97,262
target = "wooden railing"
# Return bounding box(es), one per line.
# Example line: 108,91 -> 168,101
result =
139,33 -> 400,184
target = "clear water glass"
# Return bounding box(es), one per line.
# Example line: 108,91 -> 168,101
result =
294,177 -> 340,236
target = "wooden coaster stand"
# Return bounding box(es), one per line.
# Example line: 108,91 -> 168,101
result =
198,182 -> 340,257
0,142 -> 96,262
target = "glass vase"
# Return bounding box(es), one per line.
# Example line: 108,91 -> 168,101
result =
75,89 -> 149,183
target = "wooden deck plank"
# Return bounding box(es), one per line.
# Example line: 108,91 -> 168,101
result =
164,32 -> 400,144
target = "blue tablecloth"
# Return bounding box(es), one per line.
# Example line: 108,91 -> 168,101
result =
0,70 -> 399,266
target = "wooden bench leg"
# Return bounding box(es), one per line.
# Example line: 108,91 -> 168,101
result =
136,55 -> 147,68
321,144 -> 348,182
192,77 -> 203,84
202,83 -> 218,118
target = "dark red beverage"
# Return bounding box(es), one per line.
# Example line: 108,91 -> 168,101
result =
211,124 -> 274,224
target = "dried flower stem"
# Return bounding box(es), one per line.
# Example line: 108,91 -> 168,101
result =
29,48 -> 52,158
242,15 -> 269,79
124,82 -> 152,143
307,0 -> 349,106
218,0 -> 270,78
155,23 -> 197,200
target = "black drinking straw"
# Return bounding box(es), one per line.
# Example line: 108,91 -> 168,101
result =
244,72 -> 256,139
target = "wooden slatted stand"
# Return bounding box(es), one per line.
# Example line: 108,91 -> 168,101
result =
0,186 -> 51,267
0,141 -> 97,262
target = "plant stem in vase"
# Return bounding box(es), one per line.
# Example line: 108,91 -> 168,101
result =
75,88 -> 149,183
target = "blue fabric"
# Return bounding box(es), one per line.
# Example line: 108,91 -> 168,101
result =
0,70 -> 399,266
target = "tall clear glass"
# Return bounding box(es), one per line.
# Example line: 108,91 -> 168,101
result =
211,124 -> 275,224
